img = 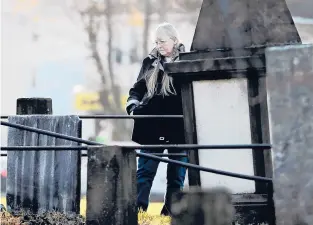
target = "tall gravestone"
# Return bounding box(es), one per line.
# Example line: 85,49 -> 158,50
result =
7,98 -> 82,215
86,146 -> 137,225
167,0 -> 301,193
164,0 -> 302,223
266,44 -> 313,225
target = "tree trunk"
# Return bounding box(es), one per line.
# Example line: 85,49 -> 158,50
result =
82,3 -> 131,142
86,13 -> 112,113
105,0 -> 120,112
143,0 -> 151,57
104,0 -> 129,141
158,0 -> 168,22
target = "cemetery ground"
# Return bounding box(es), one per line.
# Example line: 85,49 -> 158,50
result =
0,195 -> 171,225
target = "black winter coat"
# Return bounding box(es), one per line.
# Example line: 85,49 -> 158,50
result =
126,45 -> 186,145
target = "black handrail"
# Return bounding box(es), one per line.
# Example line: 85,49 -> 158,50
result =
1,144 -> 271,150
138,152 -> 272,182
1,146 -> 88,150
0,121 -> 271,150
0,147 -> 271,182
0,120 -> 273,183
1,120 -> 99,145
0,151 -> 187,158
1,115 -> 183,119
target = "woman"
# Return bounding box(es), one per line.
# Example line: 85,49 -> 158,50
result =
125,22 -> 188,216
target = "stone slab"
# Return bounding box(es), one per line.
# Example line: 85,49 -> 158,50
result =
266,44 -> 313,225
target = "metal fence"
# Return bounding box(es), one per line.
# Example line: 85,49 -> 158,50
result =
0,115 -> 272,183
0,114 -> 274,224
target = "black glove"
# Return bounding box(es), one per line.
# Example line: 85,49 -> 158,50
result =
126,103 -> 138,115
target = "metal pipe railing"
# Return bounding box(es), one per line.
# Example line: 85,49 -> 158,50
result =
138,151 -> 272,182
1,115 -> 184,119
0,150 -> 187,158
0,120 -> 271,150
0,120 -> 273,183
1,120 -> 99,145
1,146 -> 88,150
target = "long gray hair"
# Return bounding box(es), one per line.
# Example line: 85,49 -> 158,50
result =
145,23 -> 181,98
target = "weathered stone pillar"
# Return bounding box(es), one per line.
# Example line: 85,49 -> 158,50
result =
266,44 -> 313,225
86,146 -> 137,225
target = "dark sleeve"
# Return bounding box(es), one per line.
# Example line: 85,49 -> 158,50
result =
125,59 -> 148,114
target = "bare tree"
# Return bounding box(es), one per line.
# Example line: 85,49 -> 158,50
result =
158,0 -> 168,22
76,0 -> 130,141
143,0 -> 152,57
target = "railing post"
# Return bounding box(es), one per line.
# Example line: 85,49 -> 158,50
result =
170,187 -> 234,225
86,146 -> 137,225
6,98 -> 81,215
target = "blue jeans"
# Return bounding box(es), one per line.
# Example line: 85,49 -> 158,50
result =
136,147 -> 188,214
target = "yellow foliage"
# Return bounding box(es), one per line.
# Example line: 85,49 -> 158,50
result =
138,209 -> 171,225
1,196 -> 171,225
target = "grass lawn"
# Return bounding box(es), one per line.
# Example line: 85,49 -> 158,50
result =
79,195 -> 164,217
0,195 -> 170,224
